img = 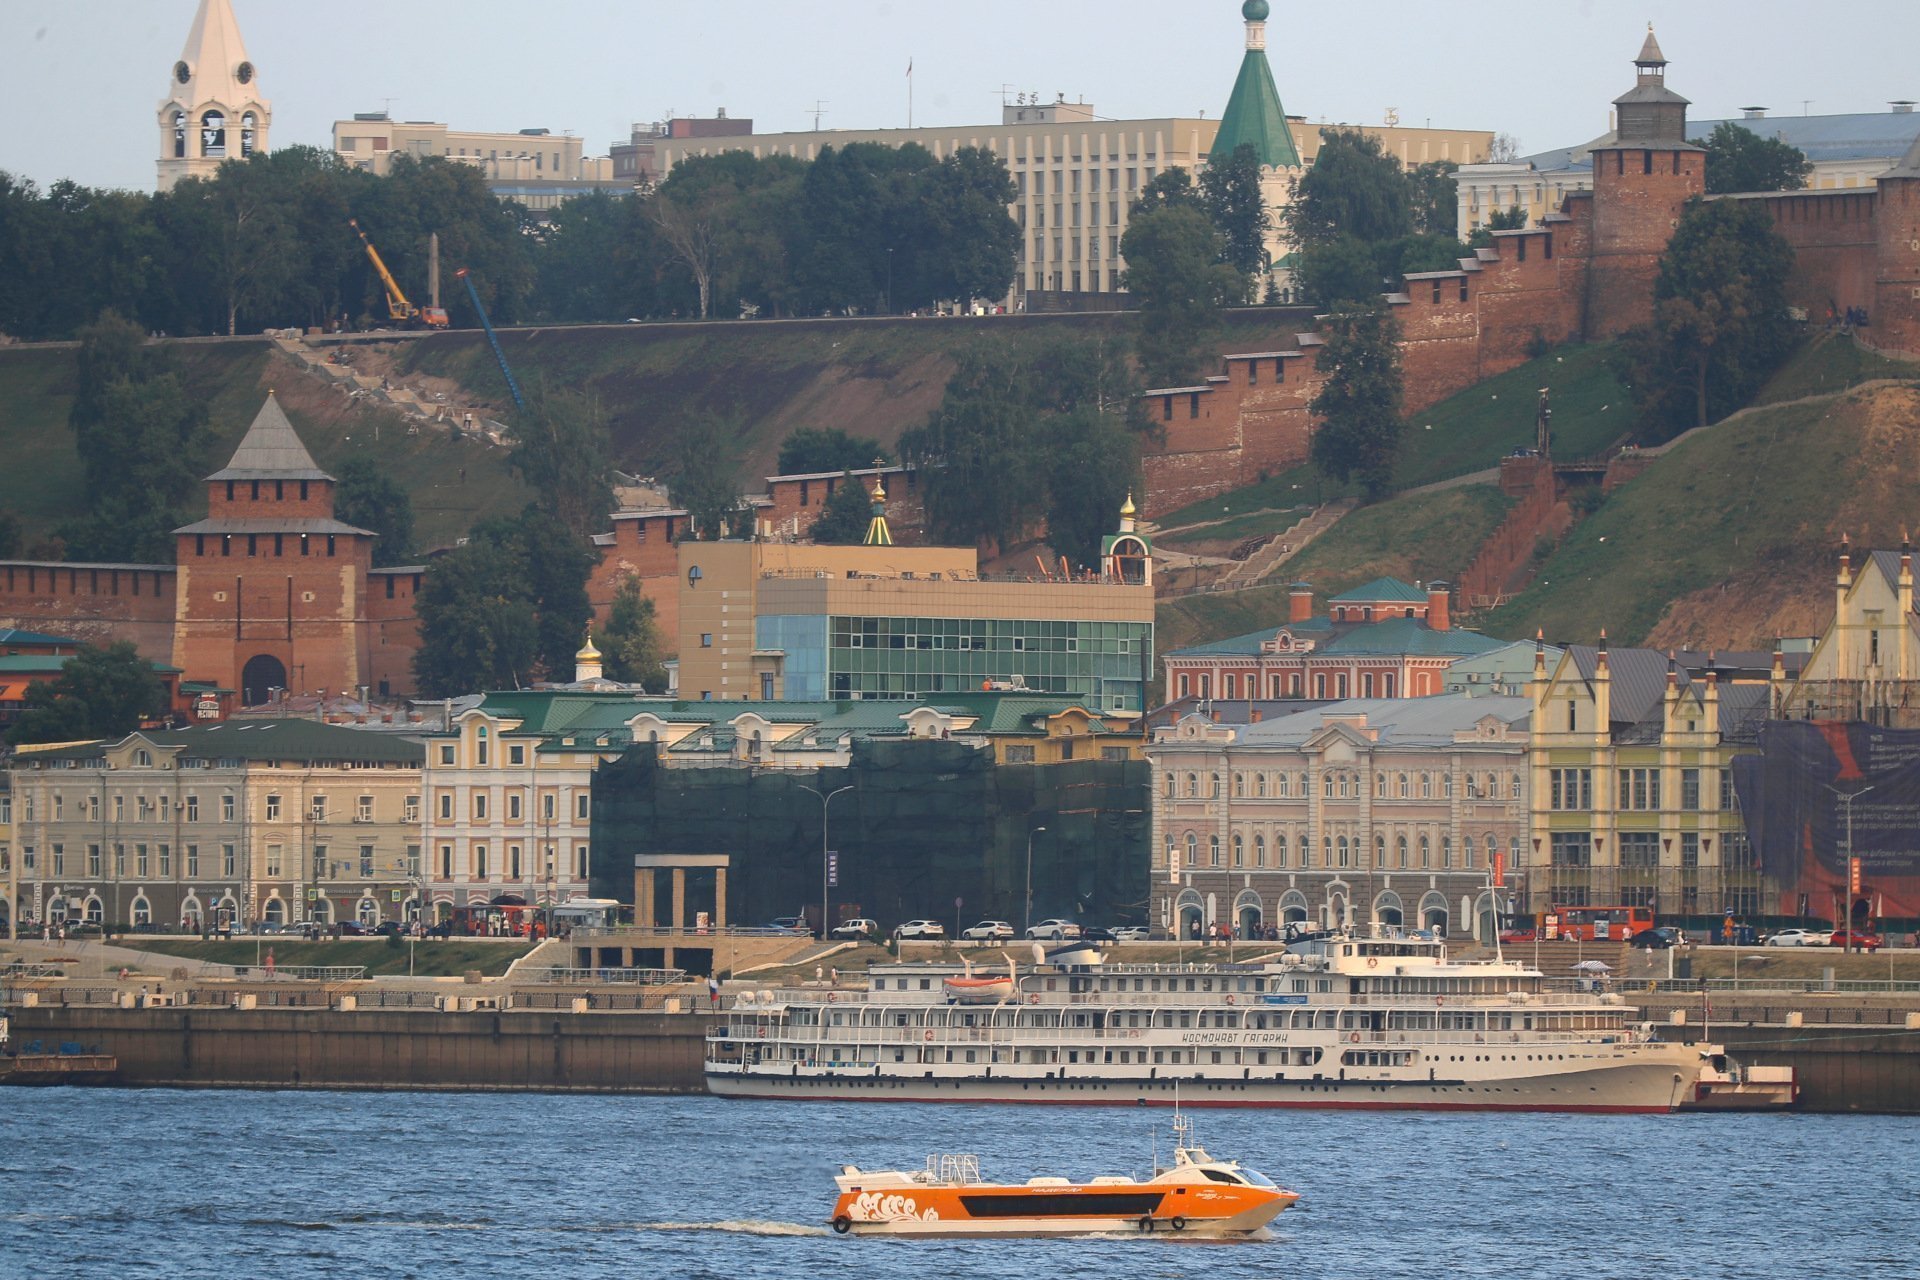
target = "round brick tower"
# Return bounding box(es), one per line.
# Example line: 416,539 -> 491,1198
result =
1873,134 -> 1920,357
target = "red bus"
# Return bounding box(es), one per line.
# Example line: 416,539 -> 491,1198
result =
1547,904 -> 1654,941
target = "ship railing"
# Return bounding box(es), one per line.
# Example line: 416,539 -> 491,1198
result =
525,966 -> 687,985
707,1024 -> 1635,1047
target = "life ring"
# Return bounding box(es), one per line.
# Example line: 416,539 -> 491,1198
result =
1169,1215 -> 1188,1233
1367,957 -> 1379,968
1028,993 -> 1040,1005
831,1215 -> 852,1235
1225,994 -> 1236,1005
924,1029 -> 935,1041
1435,996 -> 1444,1006
1349,1031 -> 1361,1043
755,1025 -> 768,1037
827,992 -> 838,1002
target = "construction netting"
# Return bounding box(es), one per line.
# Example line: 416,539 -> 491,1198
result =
591,738 -> 1151,931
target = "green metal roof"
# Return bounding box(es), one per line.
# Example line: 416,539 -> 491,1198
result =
1330,577 -> 1429,604
1209,44 -> 1301,169
34,719 -> 424,764
0,627 -> 77,649
1319,617 -> 1503,658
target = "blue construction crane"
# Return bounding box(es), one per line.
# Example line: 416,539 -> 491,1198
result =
455,266 -> 524,411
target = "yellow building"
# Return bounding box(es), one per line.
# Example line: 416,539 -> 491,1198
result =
1774,543 -> 1920,725
1524,638 -> 1766,919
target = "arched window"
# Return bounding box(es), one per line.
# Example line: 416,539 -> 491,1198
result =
200,109 -> 226,157
1185,773 -> 1198,798
1321,835 -> 1331,867
1486,833 -> 1500,869
130,896 -> 152,927
1336,835 -> 1350,867
1398,773 -> 1410,799
172,110 -> 187,158
1463,834 -> 1477,867
1164,773 -> 1175,797
1209,835 -> 1221,867
1211,773 -> 1223,798
1274,832 -> 1288,867
1183,832 -> 1198,867
1396,835 -> 1409,868
1255,773 -> 1267,798
1442,772 -> 1454,800
1375,772 -> 1387,798
1231,833 -> 1244,867
240,111 -> 258,158
1419,773 -> 1433,799
1322,772 -> 1335,798
1510,772 -> 1523,800
1374,834 -> 1386,867
1298,772 -> 1309,798
1165,836 -> 1178,868
1441,835 -> 1453,868
1419,834 -> 1431,867
1232,773 -> 1245,798
1254,833 -> 1267,866
1276,773 -> 1291,799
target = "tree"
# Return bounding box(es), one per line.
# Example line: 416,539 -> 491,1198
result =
1200,143 -> 1271,285
595,577 -> 668,691
1130,167 -> 1206,216
1309,304 -> 1406,497
1487,134 -> 1522,163
1613,197 -> 1796,437
411,507 -> 594,696
1120,204 -> 1241,387
511,382 -> 616,540
912,146 -> 1021,308
903,347 -> 1048,549
6,642 -> 168,746
1405,160 -> 1460,237
1695,122 -> 1812,195
777,427 -> 887,476
1294,234 -> 1387,309
664,414 -> 747,539
1043,407 -> 1138,568
0,510 -> 19,558
807,472 -> 874,544
1285,129 -> 1414,249
333,454 -> 416,565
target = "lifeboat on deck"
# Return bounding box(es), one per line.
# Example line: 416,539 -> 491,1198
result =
827,1114 -> 1298,1238
942,954 -> 1017,1004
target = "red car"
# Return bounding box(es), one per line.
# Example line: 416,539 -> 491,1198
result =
1498,925 -> 1537,943
1829,929 -> 1884,951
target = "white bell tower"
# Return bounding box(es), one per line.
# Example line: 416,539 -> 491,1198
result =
157,0 -> 271,191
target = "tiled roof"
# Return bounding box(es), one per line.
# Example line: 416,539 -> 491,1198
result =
1170,619 -> 1333,657
1233,694 -> 1532,748
1210,44 -> 1301,169
173,518 -> 376,537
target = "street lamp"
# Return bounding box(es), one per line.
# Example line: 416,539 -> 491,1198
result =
1827,782 -> 1874,955
799,783 -> 854,936
1024,825 -> 1047,934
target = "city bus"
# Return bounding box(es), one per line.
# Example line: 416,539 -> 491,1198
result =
1546,904 -> 1655,941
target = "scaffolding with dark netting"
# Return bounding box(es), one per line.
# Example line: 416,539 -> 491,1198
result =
591,738 -> 1151,931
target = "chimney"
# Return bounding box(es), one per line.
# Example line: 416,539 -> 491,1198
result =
1426,580 -> 1451,631
1893,101 -> 1916,114
1249,708 -> 1263,723
1289,582 -> 1314,624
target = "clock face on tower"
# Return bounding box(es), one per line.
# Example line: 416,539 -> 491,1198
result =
236,61 -> 254,85
174,60 -> 191,84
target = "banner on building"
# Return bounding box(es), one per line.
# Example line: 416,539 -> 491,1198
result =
1733,720 -> 1920,917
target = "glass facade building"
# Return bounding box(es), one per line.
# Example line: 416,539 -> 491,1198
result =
759,613 -> 1153,711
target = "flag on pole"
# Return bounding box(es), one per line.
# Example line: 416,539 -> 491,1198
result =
906,58 -> 913,76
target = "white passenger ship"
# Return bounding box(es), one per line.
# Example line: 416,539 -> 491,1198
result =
705,931 -> 1712,1113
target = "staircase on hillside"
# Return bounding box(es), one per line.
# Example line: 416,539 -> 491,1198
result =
1223,498 -> 1358,586
1457,484 -> 1573,612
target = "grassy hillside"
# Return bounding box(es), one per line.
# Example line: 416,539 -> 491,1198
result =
401,309 -> 1319,484
0,341 -> 528,554
1484,382 -> 1920,648
1157,484 -> 1513,655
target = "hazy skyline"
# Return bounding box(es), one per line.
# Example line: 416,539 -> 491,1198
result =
4,0 -> 1916,192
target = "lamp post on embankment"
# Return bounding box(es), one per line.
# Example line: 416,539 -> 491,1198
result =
799,783 -> 853,937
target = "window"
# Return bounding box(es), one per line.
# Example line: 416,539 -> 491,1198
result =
360,845 -> 374,878
1510,773 -> 1523,800
1209,835 -> 1221,867
439,793 -> 454,820
438,845 -> 453,879
265,794 -> 282,822
1396,835 -> 1408,868
310,795 -> 328,824
222,794 -> 235,822
474,844 -> 489,878
406,844 -> 421,877
1681,832 -> 1700,868
473,794 -> 488,821
1183,833 -> 1197,868
1398,773 -> 1410,799
1255,773 -> 1267,798
1419,773 -> 1433,799
1337,835 -> 1350,867
1617,768 -> 1662,811
475,729 -> 488,766
186,845 -> 200,877
1720,768 -> 1736,811
1274,833 -> 1288,867
701,634 -> 713,648
1005,744 -> 1036,763
88,844 -> 103,877
357,795 -> 374,822
1324,773 -> 1336,799
186,795 -> 199,822
1620,832 -> 1660,868
1549,768 -> 1592,810
1681,768 -> 1701,810
158,844 -> 171,876
1254,834 -> 1266,866
508,794 -> 523,820
1549,832 -> 1592,866
265,843 -> 283,878
509,743 -> 526,766
1232,773 -> 1245,798
1231,834 -> 1244,867
405,795 -> 420,823
222,843 -> 236,877
1441,836 -> 1452,868
1463,835 -> 1476,868
439,744 -> 456,766
314,844 -> 329,878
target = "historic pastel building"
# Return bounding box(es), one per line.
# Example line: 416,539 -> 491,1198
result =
1148,695 -> 1530,942
1774,542 -> 1920,726
1523,638 -> 1767,920
7,720 -> 422,932
157,0 -> 270,192
1161,578 -> 1502,703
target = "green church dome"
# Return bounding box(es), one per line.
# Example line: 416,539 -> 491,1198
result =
1242,0 -> 1270,20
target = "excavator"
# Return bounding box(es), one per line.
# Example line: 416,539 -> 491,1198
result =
349,218 -> 449,329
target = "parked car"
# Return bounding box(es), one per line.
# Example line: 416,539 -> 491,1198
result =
373,921 -> 407,938
336,921 -> 371,937
1498,925 -> 1537,943
1111,925 -> 1152,942
1830,929 -> 1884,951
1629,926 -> 1688,949
894,919 -> 946,940
959,920 -> 1015,941
829,917 -> 878,940
1079,925 -> 1118,943
766,916 -> 816,937
1025,918 -> 1083,941
1765,927 -> 1828,948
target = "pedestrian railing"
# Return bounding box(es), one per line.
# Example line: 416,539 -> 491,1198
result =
523,966 -> 688,986
226,965 -> 368,982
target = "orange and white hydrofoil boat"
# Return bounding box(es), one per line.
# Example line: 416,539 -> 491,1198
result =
828,1115 -> 1297,1238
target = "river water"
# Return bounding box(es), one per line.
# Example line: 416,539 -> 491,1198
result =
1,1088 -> 1912,1280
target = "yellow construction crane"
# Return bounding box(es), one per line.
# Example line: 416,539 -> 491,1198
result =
348,218 -> 449,329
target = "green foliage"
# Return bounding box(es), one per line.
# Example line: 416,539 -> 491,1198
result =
1694,122 -> 1812,195
777,427 -> 887,476
0,510 -> 18,557
412,507 -> 594,696
510,382 -> 616,540
1120,204 -> 1241,386
1309,304 -> 1406,498
808,472 -> 875,544
1489,205 -> 1529,231
1611,197 -> 1797,439
596,577 -> 668,691
5,641 -> 168,746
58,311 -> 212,561
1200,144 -> 1272,284
1286,129 -> 1414,249
1405,160 -> 1460,237
332,455 -> 416,565
664,413 -> 748,538
1294,235 -> 1387,309
904,335 -> 1140,563
1131,167 -> 1207,216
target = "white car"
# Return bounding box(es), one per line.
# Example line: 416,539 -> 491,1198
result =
1765,927 -> 1828,948
829,918 -> 877,940
894,919 -> 946,940
1111,925 -> 1152,942
1025,918 -> 1083,941
960,920 -> 1015,941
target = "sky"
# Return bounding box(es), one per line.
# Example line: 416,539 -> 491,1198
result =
3,0 -> 1916,192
